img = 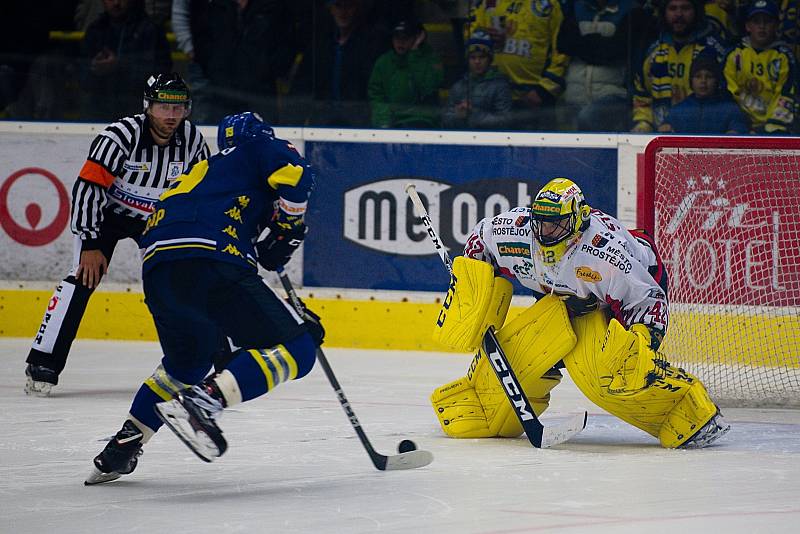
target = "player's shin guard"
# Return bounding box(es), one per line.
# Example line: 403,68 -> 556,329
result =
155,334 -> 316,462
129,363 -> 198,432
218,333 -> 316,404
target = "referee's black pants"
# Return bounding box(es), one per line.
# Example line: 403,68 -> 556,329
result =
26,212 -> 144,381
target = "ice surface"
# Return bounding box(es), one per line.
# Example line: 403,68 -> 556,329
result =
2,338 -> 799,533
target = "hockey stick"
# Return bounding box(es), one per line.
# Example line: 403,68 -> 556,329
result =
276,266 -> 434,471
405,183 -> 587,448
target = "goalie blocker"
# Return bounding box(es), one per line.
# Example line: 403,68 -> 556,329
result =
430,256 -> 727,448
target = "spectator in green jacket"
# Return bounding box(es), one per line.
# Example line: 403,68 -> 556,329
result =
367,18 -> 444,128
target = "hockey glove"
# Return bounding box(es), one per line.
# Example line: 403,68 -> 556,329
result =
284,296 -> 325,346
302,305 -> 325,346
256,220 -> 306,271
560,293 -> 599,317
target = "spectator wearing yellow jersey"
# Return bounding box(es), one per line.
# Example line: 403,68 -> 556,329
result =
472,0 -> 568,129
632,0 -> 727,132
723,0 -> 797,133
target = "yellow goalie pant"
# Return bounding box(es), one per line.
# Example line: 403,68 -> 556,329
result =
429,256 -> 719,447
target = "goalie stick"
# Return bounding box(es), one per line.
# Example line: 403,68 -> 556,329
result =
276,267 -> 434,471
405,183 -> 587,448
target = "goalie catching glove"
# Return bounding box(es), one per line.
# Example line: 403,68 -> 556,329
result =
256,218 -> 306,271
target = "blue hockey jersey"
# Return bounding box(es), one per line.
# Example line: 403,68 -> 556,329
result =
140,135 -> 314,273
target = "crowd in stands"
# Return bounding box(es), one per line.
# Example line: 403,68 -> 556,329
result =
0,0 -> 797,134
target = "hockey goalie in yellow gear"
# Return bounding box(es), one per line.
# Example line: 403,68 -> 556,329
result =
431,178 -> 730,448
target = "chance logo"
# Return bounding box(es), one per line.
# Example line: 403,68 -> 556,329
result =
497,242 -> 531,257
0,167 -> 69,246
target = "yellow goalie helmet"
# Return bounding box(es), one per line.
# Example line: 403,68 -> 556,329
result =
530,178 -> 591,264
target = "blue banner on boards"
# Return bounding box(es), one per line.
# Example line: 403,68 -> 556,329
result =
304,142 -> 617,292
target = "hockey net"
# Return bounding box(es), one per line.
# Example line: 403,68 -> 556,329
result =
642,136 -> 800,406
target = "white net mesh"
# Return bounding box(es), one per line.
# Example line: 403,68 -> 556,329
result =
650,138 -> 800,406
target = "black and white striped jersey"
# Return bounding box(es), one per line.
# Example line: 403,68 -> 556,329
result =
70,114 -> 210,245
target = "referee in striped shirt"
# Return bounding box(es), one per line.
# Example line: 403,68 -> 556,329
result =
25,73 -> 211,396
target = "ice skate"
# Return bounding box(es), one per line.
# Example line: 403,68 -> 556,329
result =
24,364 -> 57,397
155,385 -> 227,462
680,411 -> 731,449
85,420 -> 144,485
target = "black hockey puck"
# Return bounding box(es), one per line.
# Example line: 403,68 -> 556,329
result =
398,439 -> 417,453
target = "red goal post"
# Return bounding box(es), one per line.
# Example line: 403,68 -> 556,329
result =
641,136 -> 800,406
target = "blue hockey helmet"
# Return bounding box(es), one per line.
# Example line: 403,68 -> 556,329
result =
217,112 -> 274,150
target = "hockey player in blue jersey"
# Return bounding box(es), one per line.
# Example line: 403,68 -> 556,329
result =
85,112 -> 323,484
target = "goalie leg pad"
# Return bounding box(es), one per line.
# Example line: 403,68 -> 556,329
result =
430,363 -> 562,438
494,295 -> 576,382
430,376 -> 494,438
659,380 -> 720,448
565,312 -> 719,446
432,256 -> 513,352
430,294 -> 575,438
